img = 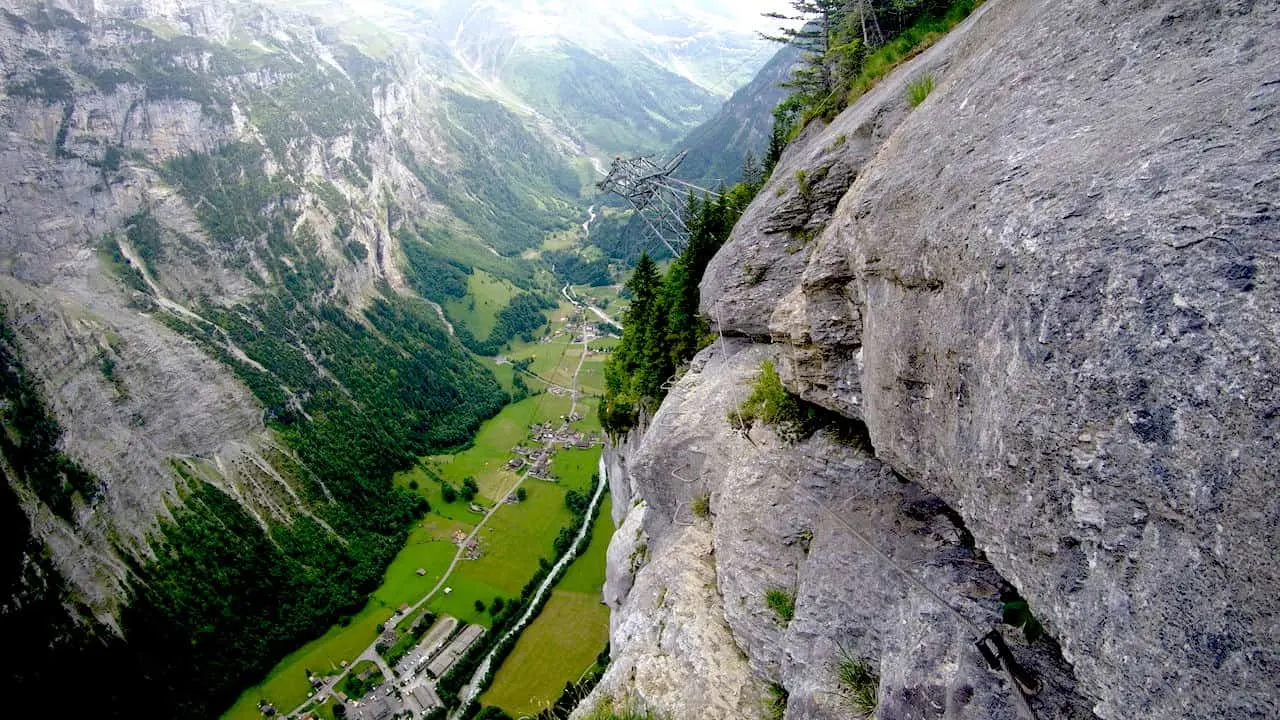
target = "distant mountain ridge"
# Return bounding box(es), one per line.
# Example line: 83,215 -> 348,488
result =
674,42 -> 799,187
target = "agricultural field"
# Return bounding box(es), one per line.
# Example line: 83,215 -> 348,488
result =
573,395 -> 604,434
444,269 -> 521,340
574,357 -> 607,397
571,283 -> 626,314
481,591 -> 610,715
537,226 -> 581,254
413,393 -> 559,500
588,336 -> 620,352
482,496 -> 615,716
551,448 -> 601,491
443,476 -> 577,597
223,521 -> 461,719
413,449 -> 604,631
487,358 -> 518,394
226,281 -> 614,720
555,496 -> 613,595
399,342 -> 606,626
488,300 -> 586,389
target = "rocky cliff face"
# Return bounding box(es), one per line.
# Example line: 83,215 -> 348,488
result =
0,0 -> 486,621
592,342 -> 1093,720
588,1 -> 1279,719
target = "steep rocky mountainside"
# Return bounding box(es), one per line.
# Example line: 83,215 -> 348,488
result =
0,1 -> 547,712
594,343 -> 1094,720
0,0 -> 760,715
587,0 -> 1278,719
0,0 -> 546,614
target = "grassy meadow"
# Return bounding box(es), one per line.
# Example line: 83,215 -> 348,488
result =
482,496 -> 614,716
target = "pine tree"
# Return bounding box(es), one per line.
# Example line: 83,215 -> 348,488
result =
762,0 -> 898,115
765,95 -> 805,174
600,189 -> 749,434
624,253 -> 660,331
626,253 -> 667,399
762,0 -> 851,100
600,253 -> 662,432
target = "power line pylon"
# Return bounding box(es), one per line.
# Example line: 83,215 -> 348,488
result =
597,151 -> 718,256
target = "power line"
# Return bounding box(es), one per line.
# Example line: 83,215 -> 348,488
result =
596,151 -> 718,256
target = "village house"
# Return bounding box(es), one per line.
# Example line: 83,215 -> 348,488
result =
411,685 -> 438,710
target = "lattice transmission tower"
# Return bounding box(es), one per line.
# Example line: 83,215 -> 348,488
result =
596,151 -> 718,256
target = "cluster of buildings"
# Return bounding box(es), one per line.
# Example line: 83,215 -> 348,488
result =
309,616 -> 486,720
508,443 -> 552,478
544,305 -> 616,345
449,529 -> 482,560
527,420 -> 596,449
505,421 -> 602,481
423,624 -> 486,680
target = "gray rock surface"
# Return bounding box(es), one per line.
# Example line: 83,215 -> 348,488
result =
585,341 -> 1093,720
595,0 -> 1280,718
584,515 -> 769,720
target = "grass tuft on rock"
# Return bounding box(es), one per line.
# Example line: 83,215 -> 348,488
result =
765,682 -> 789,720
733,360 -> 798,428
835,649 -> 879,717
690,493 -> 711,518
907,73 -> 935,108
765,586 -> 796,626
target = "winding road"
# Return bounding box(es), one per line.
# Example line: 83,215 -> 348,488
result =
561,284 -> 622,331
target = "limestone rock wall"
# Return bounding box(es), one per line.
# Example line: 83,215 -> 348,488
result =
584,341 -> 1094,720
592,0 -> 1279,718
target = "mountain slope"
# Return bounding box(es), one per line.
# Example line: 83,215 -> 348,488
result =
493,41 -> 720,155
0,3 -> 526,715
407,0 -> 776,155
0,0 -> 631,715
0,0 -> 780,714
675,42 -> 799,186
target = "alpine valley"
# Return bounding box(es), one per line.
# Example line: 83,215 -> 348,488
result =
3,1 -> 1277,720
0,0 -> 777,716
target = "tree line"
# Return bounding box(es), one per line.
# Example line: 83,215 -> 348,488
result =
762,0 -> 982,169
599,177 -> 761,435
598,1 -> 984,436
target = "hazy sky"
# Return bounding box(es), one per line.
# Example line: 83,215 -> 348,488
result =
335,0 -> 788,35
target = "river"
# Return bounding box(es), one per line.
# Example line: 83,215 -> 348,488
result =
453,454 -> 612,714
